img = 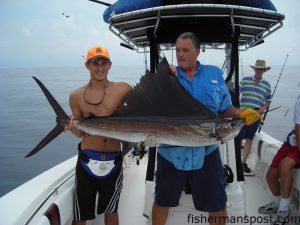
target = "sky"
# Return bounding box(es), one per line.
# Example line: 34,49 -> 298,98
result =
0,0 -> 299,68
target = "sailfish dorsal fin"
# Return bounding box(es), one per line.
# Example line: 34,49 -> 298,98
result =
115,57 -> 217,119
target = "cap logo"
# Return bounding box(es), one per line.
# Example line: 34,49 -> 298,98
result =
95,47 -> 102,53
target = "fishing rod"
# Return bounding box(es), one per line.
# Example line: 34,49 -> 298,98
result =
240,58 -> 244,77
284,108 -> 290,117
261,105 -> 282,114
258,54 -> 289,132
120,42 -> 135,50
88,0 -> 111,7
284,94 -> 300,117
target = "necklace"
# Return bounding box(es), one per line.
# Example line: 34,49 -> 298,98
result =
83,81 -> 108,106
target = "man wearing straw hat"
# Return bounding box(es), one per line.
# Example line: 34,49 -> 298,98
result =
239,59 -> 272,175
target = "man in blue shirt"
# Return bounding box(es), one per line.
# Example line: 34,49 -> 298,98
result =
151,32 -> 261,225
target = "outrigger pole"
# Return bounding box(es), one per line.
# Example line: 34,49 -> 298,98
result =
258,54 -> 289,132
231,28 -> 245,182
88,0 -> 111,7
145,38 -> 159,182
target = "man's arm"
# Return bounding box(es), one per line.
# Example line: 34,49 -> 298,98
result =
220,106 -> 241,118
65,91 -> 84,138
293,101 -> 300,151
295,123 -> 300,151
110,82 -> 133,110
258,102 -> 271,114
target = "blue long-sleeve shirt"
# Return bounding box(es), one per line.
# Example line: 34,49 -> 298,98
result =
158,62 -> 232,170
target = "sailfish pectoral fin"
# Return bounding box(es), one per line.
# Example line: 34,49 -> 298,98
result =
210,131 -> 224,144
145,134 -> 160,147
121,141 -> 136,158
25,77 -> 69,158
214,124 -> 227,144
114,141 -> 136,165
25,124 -> 65,158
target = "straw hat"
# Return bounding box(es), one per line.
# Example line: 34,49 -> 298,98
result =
250,59 -> 271,71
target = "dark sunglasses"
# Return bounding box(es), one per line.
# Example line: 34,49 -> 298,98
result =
255,68 -> 266,71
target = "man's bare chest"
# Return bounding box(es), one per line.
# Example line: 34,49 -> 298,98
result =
78,99 -> 116,118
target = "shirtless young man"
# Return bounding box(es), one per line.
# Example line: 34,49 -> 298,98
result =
65,46 -> 132,225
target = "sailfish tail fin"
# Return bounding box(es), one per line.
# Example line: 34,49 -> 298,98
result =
25,77 -> 69,158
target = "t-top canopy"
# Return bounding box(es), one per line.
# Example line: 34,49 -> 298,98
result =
105,2 -> 284,51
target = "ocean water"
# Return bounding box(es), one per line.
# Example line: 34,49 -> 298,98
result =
0,65 -> 299,197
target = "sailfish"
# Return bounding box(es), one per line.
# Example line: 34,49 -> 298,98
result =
25,58 -> 243,157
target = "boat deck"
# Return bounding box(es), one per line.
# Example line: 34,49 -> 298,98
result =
1,134 -> 299,225
90,154 -> 293,225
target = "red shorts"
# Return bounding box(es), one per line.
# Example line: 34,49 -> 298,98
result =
270,142 -> 300,168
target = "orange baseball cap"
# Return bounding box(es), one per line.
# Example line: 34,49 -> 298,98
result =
86,46 -> 110,62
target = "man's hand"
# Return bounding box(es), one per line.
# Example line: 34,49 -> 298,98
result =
169,64 -> 177,75
239,108 -> 262,125
64,115 -> 83,138
64,115 -> 77,131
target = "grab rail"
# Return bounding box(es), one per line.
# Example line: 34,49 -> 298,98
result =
23,171 -> 75,225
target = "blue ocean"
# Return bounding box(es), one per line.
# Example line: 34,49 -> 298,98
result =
0,65 -> 299,197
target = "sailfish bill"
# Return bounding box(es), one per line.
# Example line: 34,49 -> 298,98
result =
26,58 -> 244,157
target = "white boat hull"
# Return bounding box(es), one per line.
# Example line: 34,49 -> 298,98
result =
1,131 -> 299,225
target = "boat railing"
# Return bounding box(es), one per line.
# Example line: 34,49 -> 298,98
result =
23,171 -> 75,225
